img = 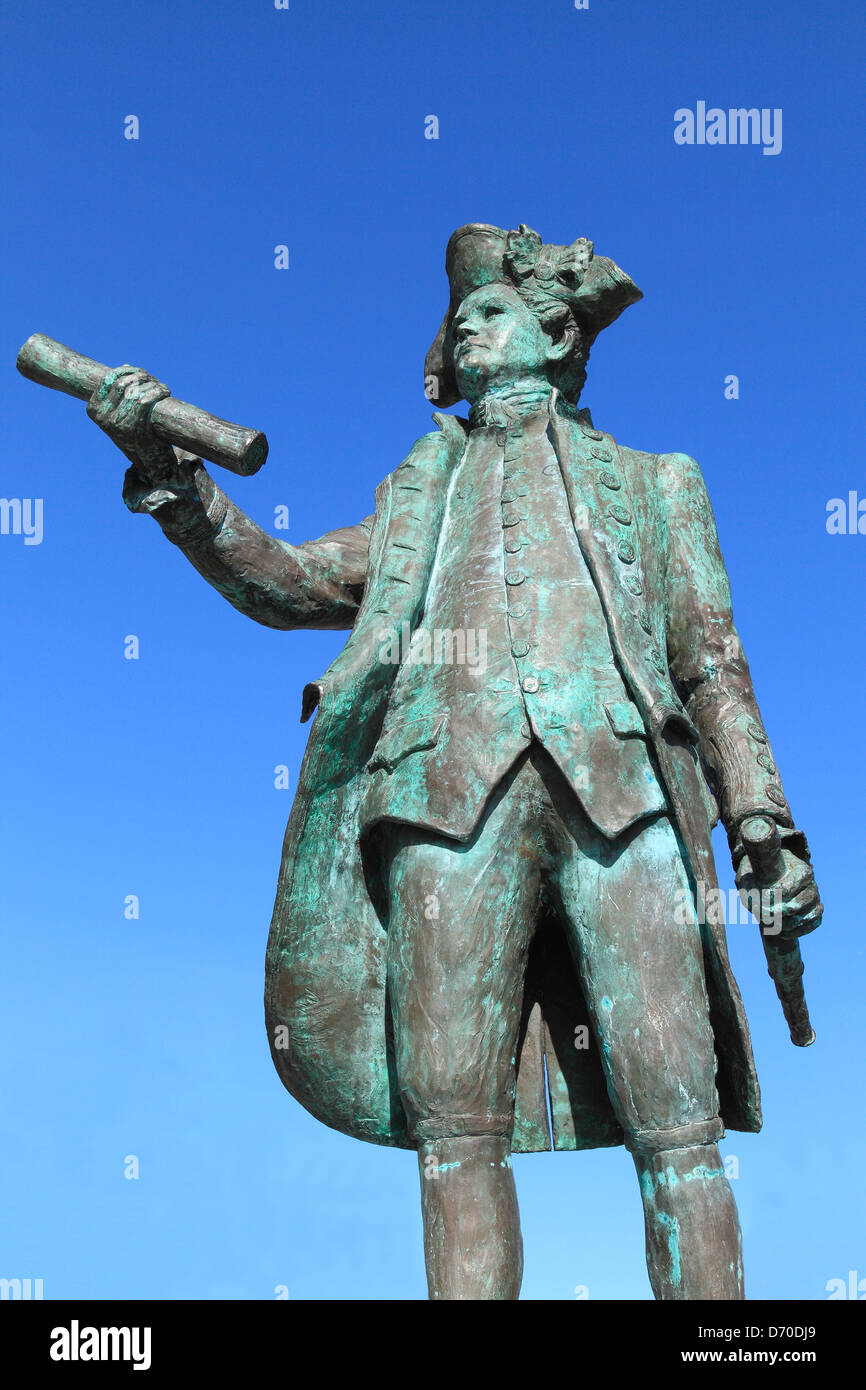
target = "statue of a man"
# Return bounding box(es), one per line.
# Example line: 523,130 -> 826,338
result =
86,223 -> 821,1300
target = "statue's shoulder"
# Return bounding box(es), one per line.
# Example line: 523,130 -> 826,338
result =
371,413 -> 468,517
610,438 -> 659,470
605,435 -> 704,493
583,419 -> 709,513
651,449 -> 708,496
397,412 -> 468,463
389,412 -> 468,479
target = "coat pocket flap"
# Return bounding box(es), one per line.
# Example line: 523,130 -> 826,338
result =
368,712 -> 446,772
603,699 -> 646,737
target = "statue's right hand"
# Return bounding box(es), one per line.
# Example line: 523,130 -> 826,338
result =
87,365 -> 178,482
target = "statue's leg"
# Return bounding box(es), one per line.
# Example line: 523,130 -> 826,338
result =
630,1136 -> 743,1299
381,755 -> 544,1300
416,1135 -> 524,1300
543,759 -> 742,1298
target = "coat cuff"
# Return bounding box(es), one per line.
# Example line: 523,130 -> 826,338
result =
705,711 -> 794,844
122,453 -> 226,545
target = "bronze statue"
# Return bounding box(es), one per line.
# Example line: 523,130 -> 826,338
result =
18,222 -> 822,1300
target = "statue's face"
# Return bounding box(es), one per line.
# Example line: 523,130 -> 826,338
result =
452,283 -> 553,403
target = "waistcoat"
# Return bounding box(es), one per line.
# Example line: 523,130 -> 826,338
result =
362,393 -> 667,839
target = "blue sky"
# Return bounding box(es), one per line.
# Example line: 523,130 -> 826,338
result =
2,0 -> 864,1300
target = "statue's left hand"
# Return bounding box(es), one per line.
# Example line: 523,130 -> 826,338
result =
734,826 -> 823,937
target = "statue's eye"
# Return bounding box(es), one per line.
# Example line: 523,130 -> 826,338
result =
485,305 -> 504,317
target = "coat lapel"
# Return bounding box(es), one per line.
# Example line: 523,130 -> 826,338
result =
303,415 -> 467,787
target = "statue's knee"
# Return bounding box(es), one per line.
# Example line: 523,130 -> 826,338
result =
409,1113 -> 514,1146
625,1116 -> 724,1161
417,1133 -> 513,1188
626,1119 -> 733,1207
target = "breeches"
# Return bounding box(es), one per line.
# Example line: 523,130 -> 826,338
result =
382,743 -> 723,1152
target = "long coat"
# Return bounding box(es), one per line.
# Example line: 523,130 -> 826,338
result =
141,394 -> 793,1152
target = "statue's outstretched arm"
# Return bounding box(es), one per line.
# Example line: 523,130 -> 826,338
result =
87,364 -> 372,632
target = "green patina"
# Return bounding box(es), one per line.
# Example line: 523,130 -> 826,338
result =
656,1211 -> 683,1288
684,1165 -> 726,1182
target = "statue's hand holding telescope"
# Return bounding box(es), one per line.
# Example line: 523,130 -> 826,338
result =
16,333 -> 267,475
733,815 -> 821,1047
734,818 -> 823,939
86,365 -> 183,485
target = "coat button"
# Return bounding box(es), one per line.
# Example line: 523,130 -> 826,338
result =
624,576 -> 643,595
502,511 -> 521,527
649,648 -> 666,673
638,608 -> 651,632
506,570 -> 526,585
508,605 -> 527,619
504,539 -> 523,553
757,754 -> 776,773
617,540 -> 636,564
747,722 -> 767,742
522,675 -> 539,693
520,722 -> 532,738
511,640 -> 531,657
767,786 -> 787,806
608,503 -> 631,525
581,425 -> 604,441
599,471 -> 621,490
591,446 -> 613,462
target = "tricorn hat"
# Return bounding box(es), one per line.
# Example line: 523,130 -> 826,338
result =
424,222 -> 643,408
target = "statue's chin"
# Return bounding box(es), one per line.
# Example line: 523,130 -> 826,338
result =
454,364 -> 488,405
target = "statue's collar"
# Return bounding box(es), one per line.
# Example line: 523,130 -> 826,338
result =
468,383 -> 553,430
448,388 -> 594,443
466,384 -> 591,430
549,387 -> 595,429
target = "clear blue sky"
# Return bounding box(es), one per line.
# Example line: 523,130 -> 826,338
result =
2,0 -> 864,1300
